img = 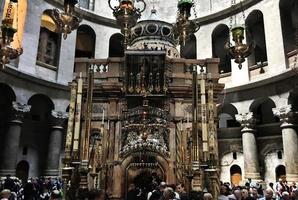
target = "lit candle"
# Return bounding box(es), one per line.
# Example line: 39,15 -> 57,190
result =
187,113 -> 189,123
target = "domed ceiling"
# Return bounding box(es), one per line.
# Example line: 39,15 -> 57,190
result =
97,0 -> 246,22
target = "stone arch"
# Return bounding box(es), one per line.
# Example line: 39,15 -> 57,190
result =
279,0 -> 298,55
27,94 -> 54,121
245,10 -> 268,66
218,104 -> 240,128
212,24 -> 231,73
288,89 -> 298,111
120,153 -> 170,196
180,34 -> 197,59
109,33 -> 124,57
75,24 -> 96,58
249,98 -> 278,124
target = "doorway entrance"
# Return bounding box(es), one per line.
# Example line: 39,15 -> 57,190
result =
16,160 -> 29,183
275,165 -> 286,181
230,165 -> 242,186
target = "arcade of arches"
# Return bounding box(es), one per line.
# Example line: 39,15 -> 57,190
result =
1,0 -> 298,199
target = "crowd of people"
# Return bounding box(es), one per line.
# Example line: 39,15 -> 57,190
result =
0,175 -> 297,200
0,175 -> 63,200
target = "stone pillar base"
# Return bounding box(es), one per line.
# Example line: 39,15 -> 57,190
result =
286,173 -> 298,183
0,169 -> 16,177
43,169 -> 59,177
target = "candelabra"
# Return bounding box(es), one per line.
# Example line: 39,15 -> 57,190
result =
0,0 -> 23,69
50,0 -> 81,39
109,0 -> 146,48
173,0 -> 200,46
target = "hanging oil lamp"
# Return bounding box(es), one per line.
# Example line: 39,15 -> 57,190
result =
224,0 -> 253,69
173,0 -> 200,46
50,0 -> 81,39
225,25 -> 253,69
109,0 -> 146,48
0,0 -> 23,69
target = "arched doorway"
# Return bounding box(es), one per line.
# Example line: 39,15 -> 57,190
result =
230,165 -> 242,186
16,160 -> 29,183
109,33 -> 124,57
275,165 -> 286,181
124,154 -> 166,200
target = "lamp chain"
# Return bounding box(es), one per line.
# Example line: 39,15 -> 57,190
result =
192,0 -> 198,19
229,0 -> 236,29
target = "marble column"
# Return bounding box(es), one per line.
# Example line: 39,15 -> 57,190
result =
236,112 -> 261,181
44,111 -> 68,177
273,105 -> 298,182
0,102 -> 31,176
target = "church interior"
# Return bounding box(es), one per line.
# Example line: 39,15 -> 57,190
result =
0,0 -> 298,199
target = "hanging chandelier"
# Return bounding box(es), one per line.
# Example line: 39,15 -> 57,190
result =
50,0 -> 81,39
109,0 -> 146,48
0,0 -> 23,69
224,0 -> 253,69
173,0 -> 200,46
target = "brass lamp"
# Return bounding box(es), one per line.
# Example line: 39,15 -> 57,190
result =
50,0 -> 81,39
225,25 -> 253,69
109,0 -> 146,47
0,0 -> 23,69
173,0 -> 200,46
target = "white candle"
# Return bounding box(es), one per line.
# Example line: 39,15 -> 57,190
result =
187,113 -> 189,123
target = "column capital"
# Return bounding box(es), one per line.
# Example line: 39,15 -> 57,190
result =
11,101 -> 31,124
236,112 -> 256,132
51,110 -> 68,129
273,105 -> 297,127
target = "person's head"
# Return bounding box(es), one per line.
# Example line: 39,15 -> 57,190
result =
220,185 -> 228,195
264,189 -> 273,200
50,190 -> 62,200
88,189 -> 105,200
0,189 -> 11,199
251,187 -> 258,198
203,193 -> 213,200
234,189 -> 241,199
241,189 -> 249,199
176,183 -> 185,193
282,191 -> 290,200
279,178 -> 283,183
159,182 -> 167,192
269,183 -> 273,188
128,183 -> 135,191
163,187 -> 175,200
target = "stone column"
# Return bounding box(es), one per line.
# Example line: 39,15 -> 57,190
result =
273,105 -> 298,182
0,102 -> 31,176
236,112 -> 261,181
44,111 -> 68,177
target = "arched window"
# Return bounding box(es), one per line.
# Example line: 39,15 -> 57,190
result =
36,10 -> 61,68
109,33 -> 124,57
250,98 -> 278,125
280,0 -> 298,55
218,104 -> 240,128
75,25 -> 96,58
212,24 -> 231,74
180,34 -> 197,59
230,165 -> 242,186
246,10 -> 268,66
79,0 -> 95,10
